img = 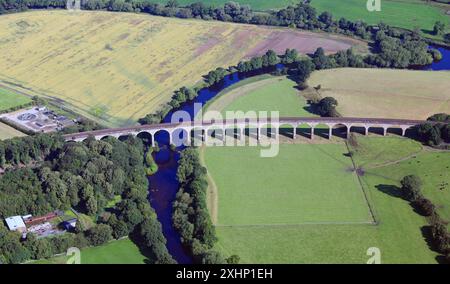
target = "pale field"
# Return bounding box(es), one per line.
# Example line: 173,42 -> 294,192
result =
308,68 -> 450,120
0,11 -> 366,127
0,122 -> 26,140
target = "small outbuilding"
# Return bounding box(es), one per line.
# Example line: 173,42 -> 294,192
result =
62,218 -> 78,231
5,216 -> 27,233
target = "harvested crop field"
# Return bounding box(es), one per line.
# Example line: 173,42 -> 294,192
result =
0,122 -> 26,140
0,11 -> 367,127
307,68 -> 450,120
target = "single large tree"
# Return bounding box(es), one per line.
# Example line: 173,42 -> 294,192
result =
400,175 -> 423,202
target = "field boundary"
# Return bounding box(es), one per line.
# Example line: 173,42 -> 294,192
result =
215,220 -> 376,228
345,140 -> 379,224
199,146 -> 219,225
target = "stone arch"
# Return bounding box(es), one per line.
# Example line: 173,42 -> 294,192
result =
312,123 -> 331,139
402,126 -> 413,137
171,128 -> 190,147
137,131 -> 153,146
279,123 -> 297,139
153,129 -> 172,146
331,123 -> 349,139
258,123 -> 279,139
296,122 -> 314,139
99,135 -> 118,141
236,120 -> 259,141
367,125 -> 386,136
386,125 -> 409,136
118,134 -> 134,142
191,127 -> 206,146
205,126 -> 226,143
349,124 -> 368,136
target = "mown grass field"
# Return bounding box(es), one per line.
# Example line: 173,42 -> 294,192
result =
363,147 -> 450,229
32,238 -> 146,264
0,122 -> 26,140
211,137 -> 442,263
205,76 -> 315,118
350,136 -> 423,168
307,68 -> 450,120
204,144 -> 371,226
0,87 -> 30,112
222,77 -> 314,117
0,11 -> 365,127
311,0 -> 450,37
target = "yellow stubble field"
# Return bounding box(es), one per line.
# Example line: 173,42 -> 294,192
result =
0,10 -> 367,127
308,68 -> 450,120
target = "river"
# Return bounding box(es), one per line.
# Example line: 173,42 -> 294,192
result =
147,47 -> 450,264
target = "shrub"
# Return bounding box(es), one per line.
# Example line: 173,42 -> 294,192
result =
85,224 -> 113,246
413,197 -> 435,216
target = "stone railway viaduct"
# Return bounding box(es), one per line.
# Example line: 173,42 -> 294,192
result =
63,117 -> 426,146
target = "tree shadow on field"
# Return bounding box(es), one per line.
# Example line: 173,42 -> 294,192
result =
377,184 -> 450,264
421,29 -> 435,36
375,184 -> 403,199
129,231 -> 155,264
420,226 -> 449,264
420,225 -> 441,253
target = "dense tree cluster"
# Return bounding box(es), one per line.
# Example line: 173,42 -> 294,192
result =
365,30 -> 434,68
416,113 -> 450,147
0,0 -> 66,14
314,97 -> 339,117
0,134 -> 173,264
62,117 -> 104,135
236,50 -> 279,73
399,175 -> 450,261
172,148 -> 237,264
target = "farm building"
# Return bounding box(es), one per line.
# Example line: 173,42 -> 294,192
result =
4,216 -> 27,233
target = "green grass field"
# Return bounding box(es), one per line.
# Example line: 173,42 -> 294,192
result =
350,136 -> 423,168
210,137 -> 441,263
311,0 -> 450,37
362,147 -> 450,228
205,76 -> 315,118
223,77 -> 314,117
33,238 -> 146,264
204,144 -> 371,226
0,87 -> 31,112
